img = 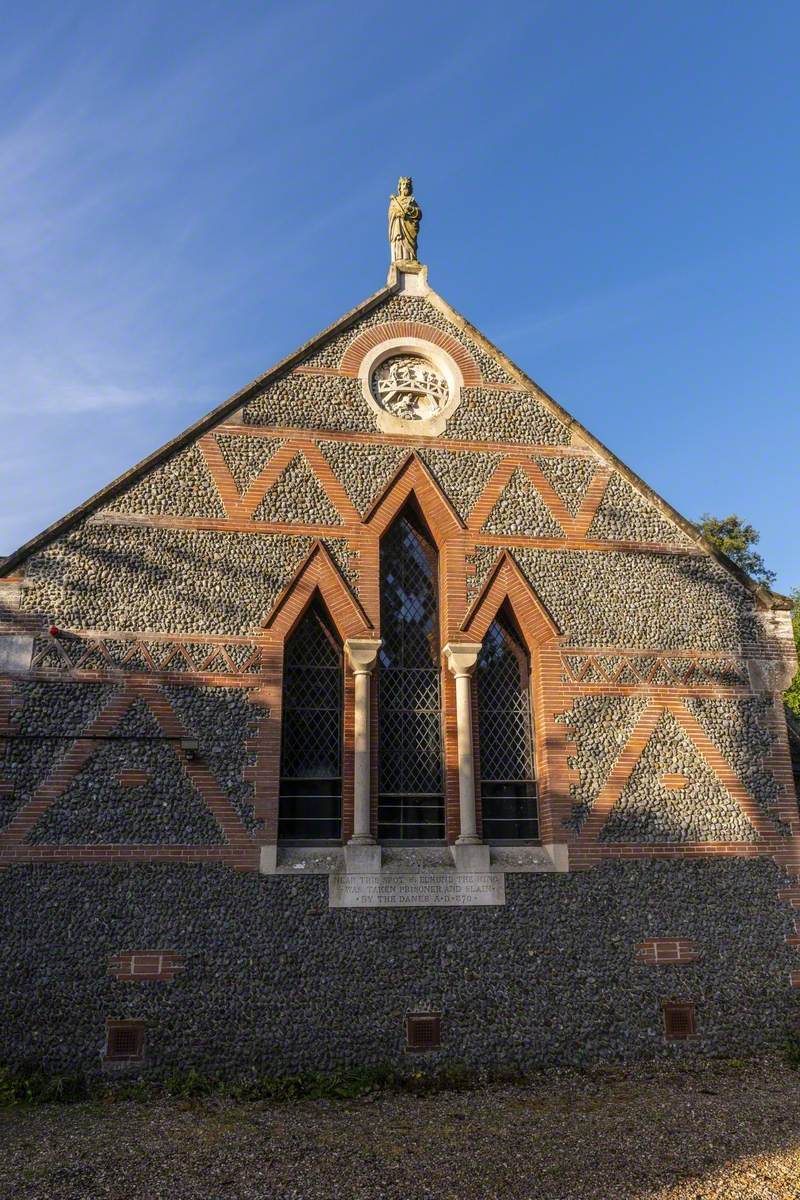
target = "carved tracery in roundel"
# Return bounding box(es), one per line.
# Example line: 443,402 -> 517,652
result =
370,355 -> 449,422
358,336 -> 463,436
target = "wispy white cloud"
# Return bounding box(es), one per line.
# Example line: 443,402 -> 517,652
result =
490,266 -> 699,354
0,1 -> 333,420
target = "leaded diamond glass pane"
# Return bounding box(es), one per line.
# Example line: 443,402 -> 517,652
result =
378,515 -> 444,841
279,605 -> 342,841
477,619 -> 538,840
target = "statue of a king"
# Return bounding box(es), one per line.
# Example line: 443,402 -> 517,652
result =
388,176 -> 422,264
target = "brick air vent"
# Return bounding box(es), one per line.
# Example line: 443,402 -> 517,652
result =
117,770 -> 151,788
106,1020 -> 145,1061
406,1012 -> 442,1051
635,939 -> 699,966
109,951 -> 185,982
662,1002 -> 697,1040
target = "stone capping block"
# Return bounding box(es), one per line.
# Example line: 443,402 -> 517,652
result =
109,951 -> 185,982
635,939 -> 700,965
0,634 -> 33,675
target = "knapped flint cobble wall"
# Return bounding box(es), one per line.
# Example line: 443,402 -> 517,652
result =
586,473 -> 693,546
534,455 -> 596,517
467,545 -> 763,651
317,440 -> 502,522
3,685 -> 259,841
1,683 -> 121,830
557,696 -> 648,830
242,375 -> 570,446
482,468 -> 565,537
0,859 -> 795,1077
251,453 -> 342,526
416,448 -> 501,521
19,523 -> 357,634
599,710 -> 758,844
107,445 -> 225,519
26,710 -> 226,845
318,441 -> 408,516
161,685 -> 260,835
214,434 -> 283,494
243,375 -> 374,433
445,387 -> 570,445
686,697 -> 785,831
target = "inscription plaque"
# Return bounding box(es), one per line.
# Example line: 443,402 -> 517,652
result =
329,871 -> 505,909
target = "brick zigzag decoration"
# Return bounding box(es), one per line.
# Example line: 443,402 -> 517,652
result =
0,683 -> 258,869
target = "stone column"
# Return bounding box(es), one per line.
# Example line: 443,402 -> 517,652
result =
344,638 -> 382,873
443,643 -> 490,872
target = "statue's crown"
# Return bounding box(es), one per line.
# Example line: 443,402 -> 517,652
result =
398,176 -> 413,191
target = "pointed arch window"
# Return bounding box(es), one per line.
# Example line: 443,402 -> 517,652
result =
378,510 -> 444,841
476,614 -> 538,841
279,600 -> 342,842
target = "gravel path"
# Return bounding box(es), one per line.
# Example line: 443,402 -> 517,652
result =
1,1056 -> 799,1199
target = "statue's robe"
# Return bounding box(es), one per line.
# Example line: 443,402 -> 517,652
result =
388,194 -> 421,262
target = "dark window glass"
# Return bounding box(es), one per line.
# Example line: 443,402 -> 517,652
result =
279,602 -> 342,842
476,617 -> 538,840
379,514 -> 444,840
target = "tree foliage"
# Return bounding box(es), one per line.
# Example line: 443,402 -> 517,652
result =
698,513 -> 777,586
786,588 -> 800,718
699,514 -> 799,717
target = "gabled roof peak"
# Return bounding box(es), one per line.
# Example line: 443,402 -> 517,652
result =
0,267 -> 790,611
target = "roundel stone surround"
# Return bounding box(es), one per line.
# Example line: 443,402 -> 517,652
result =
357,336 -> 465,436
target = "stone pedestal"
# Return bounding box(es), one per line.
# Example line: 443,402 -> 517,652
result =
450,842 -> 491,873
258,845 -> 278,875
344,843 -> 382,874
541,843 -> 570,873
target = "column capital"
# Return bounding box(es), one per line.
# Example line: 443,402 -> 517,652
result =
344,638 -> 382,675
443,642 -> 483,678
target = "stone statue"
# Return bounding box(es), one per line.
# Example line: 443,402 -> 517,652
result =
388,176 -> 422,264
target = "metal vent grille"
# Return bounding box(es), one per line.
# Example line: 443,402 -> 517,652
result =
106,1020 -> 145,1061
406,1012 -> 442,1051
662,1002 -> 696,1040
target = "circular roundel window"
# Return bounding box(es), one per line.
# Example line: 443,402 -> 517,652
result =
358,337 -> 463,436
370,354 -> 449,421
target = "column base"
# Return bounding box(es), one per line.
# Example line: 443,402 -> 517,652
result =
450,842 -> 491,873
258,845 -> 278,875
345,842 -> 382,873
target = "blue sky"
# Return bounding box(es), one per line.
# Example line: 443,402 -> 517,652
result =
3,1 -> 798,590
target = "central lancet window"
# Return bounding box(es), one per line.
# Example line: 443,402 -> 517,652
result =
278,599 -> 342,843
476,612 -> 538,841
378,508 -> 444,841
